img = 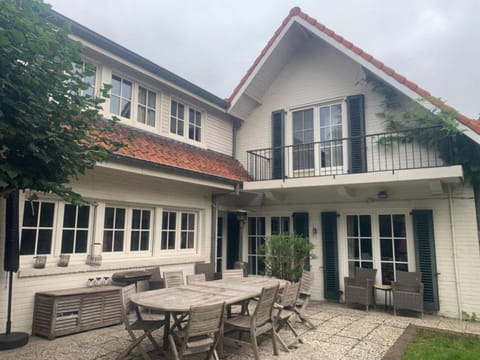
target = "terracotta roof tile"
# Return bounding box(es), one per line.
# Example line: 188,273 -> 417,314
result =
227,7 -> 479,135
105,123 -> 249,182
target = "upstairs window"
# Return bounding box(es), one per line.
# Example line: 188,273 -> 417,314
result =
292,108 -> 314,171
20,201 -> 56,255
110,75 -> 132,118
170,100 -> 185,136
188,109 -> 202,142
137,86 -> 156,127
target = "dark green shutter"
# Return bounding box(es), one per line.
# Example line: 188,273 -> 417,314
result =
293,212 -> 310,270
412,210 -> 440,312
322,212 -> 340,301
347,95 -> 366,173
272,110 -> 285,179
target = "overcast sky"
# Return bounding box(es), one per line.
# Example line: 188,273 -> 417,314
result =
47,0 -> 479,119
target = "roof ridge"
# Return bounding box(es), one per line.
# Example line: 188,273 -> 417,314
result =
227,7 -> 480,134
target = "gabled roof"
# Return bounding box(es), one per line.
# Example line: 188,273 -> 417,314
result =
105,124 -> 249,183
228,7 -> 480,135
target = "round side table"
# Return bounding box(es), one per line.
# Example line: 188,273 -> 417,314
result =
374,284 -> 392,312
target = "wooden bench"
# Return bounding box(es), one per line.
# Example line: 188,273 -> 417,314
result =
32,285 -> 122,339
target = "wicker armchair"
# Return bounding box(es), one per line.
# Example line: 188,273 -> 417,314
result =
392,271 -> 424,317
344,268 -> 377,311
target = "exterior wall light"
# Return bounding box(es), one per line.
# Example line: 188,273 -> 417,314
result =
377,190 -> 388,200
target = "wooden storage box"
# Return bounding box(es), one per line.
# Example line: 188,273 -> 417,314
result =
32,285 -> 122,339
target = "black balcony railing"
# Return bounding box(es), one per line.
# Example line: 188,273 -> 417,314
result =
246,127 -> 454,181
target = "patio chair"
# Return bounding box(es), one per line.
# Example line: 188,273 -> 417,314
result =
164,271 -> 187,329
118,284 -> 166,360
273,281 -> 303,351
168,302 -> 225,360
195,262 -> 221,281
392,271 -> 424,317
234,261 -> 249,277
146,266 -> 164,290
223,269 -> 248,317
223,284 -> 280,360
186,273 -> 206,285
344,267 -> 377,312
164,271 -> 185,288
294,270 -> 315,329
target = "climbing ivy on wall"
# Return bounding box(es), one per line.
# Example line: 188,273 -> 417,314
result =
365,70 -> 480,187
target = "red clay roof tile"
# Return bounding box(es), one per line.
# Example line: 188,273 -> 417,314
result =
227,7 -> 479,135
105,123 -> 249,183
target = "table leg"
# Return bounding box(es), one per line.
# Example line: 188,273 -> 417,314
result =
163,312 -> 171,351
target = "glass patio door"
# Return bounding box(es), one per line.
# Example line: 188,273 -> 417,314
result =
346,215 -> 373,277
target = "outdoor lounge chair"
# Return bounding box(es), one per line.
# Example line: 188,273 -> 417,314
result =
168,302 -> 225,360
294,270 -> 315,329
118,284 -> 166,360
223,284 -> 280,360
274,281 -> 303,351
392,271 -> 424,317
344,267 -> 377,311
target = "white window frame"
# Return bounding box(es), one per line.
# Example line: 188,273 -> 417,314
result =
170,96 -> 205,144
247,216 -> 266,275
19,200 -> 57,256
137,85 -> 157,127
160,209 -> 198,252
288,100 -> 348,177
129,208 -> 153,252
188,107 -> 202,142
170,99 -> 186,137
58,204 -> 92,255
346,214 -> 374,277
110,74 -> 133,119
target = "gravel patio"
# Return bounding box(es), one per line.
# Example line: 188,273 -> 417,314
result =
2,301 -> 480,360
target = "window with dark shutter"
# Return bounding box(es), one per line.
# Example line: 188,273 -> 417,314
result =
322,212 -> 340,301
293,212 -> 310,269
272,110 -> 285,179
347,95 -> 366,173
412,209 -> 440,312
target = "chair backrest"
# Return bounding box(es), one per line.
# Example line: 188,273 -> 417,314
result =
234,261 -> 249,277
355,268 -> 377,284
186,273 -> 206,285
299,270 -> 313,294
253,284 -> 279,327
164,271 -> 185,288
121,284 -> 137,326
279,282 -> 301,309
396,271 -> 422,292
222,269 -> 244,280
147,266 -> 161,282
195,262 -> 214,275
186,302 -> 225,338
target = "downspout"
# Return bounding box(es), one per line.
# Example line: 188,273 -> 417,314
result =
447,184 -> 463,319
210,183 -> 241,265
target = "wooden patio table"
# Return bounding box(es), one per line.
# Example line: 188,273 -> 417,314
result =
130,276 -> 287,350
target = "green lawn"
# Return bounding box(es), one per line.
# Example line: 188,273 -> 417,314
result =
402,329 -> 480,360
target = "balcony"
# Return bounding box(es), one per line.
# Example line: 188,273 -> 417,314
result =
246,127 -> 455,182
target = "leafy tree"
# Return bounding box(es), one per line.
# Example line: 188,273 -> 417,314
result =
0,0 -> 124,204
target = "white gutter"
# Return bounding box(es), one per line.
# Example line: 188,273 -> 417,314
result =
448,184 -> 463,319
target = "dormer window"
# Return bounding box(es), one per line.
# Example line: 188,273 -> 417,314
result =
110,75 -> 132,118
137,86 -> 156,127
170,99 -> 202,142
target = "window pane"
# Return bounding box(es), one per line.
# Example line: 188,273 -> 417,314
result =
75,230 -> 88,253
360,238 -> 372,260
395,238 -> 408,262
361,261 -> 373,269
77,206 -> 90,228
131,231 -> 139,251
110,95 -> 120,115
379,215 -> 391,237
189,126 -> 194,140
104,208 -> 114,228
188,214 -> 194,230
115,208 -> 125,228
395,263 -> 409,274
359,215 -> 371,237
348,238 -> 358,259
147,91 -> 156,108
320,127 -> 330,141
161,232 -> 168,249
320,107 -> 330,127
181,233 -> 187,248
113,231 -> 124,251
248,218 -> 256,235
169,212 -> 176,229
381,262 -> 394,285
331,104 -> 342,124
142,211 -> 150,229
271,218 -> 279,235
132,209 -> 141,229
393,215 -> 406,237
171,100 -> 177,116
63,204 -> 76,228
40,203 -> 54,227
61,230 -> 74,253
140,232 -> 149,250
103,231 -> 113,252
195,112 -> 201,126
304,109 -> 313,129
189,109 -> 195,124
181,213 -> 188,230
178,120 -> 184,135
347,215 -> 359,237
111,75 -> 121,95
380,238 -> 393,261
168,232 -> 175,249
147,110 -> 155,127
187,233 -> 194,248
162,212 -> 169,229
22,201 -> 39,227
120,99 -> 131,118
178,104 -> 184,119
137,106 -> 146,123
37,230 -> 52,254
138,86 -> 147,105
122,80 -> 132,98
20,229 -> 36,255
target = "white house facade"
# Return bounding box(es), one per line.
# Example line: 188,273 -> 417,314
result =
1,7 -> 480,333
